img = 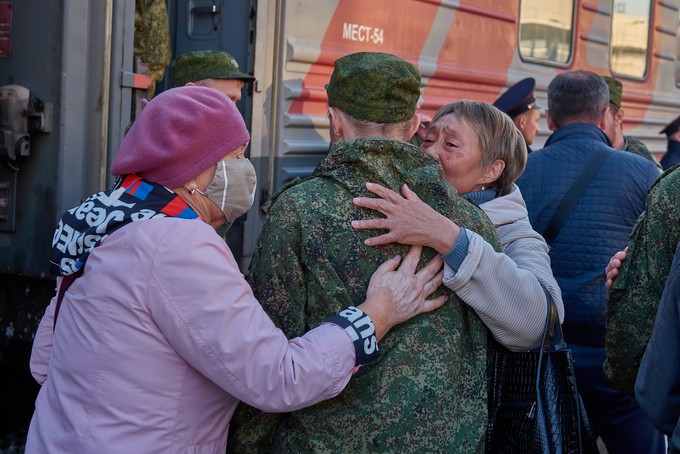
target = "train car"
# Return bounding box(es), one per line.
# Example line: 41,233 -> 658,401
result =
0,0 -> 678,446
241,0 -> 679,267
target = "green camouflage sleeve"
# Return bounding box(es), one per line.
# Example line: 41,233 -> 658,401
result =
248,193 -> 309,336
227,404 -> 281,453
134,0 -> 171,97
604,169 -> 680,395
623,136 -> 662,171
229,138 -> 503,451
227,192 -> 306,453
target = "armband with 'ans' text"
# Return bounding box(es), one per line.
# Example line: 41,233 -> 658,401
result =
325,306 -> 379,368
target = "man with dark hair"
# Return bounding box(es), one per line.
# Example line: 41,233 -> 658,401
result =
229,52 -> 500,452
516,70 -> 663,454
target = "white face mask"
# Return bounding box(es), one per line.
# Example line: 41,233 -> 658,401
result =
200,159 -> 257,221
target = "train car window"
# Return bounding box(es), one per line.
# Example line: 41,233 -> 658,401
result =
518,0 -> 574,65
610,0 -> 651,78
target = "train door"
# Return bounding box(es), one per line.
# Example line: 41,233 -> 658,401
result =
163,0 -> 256,267
0,0 -> 118,442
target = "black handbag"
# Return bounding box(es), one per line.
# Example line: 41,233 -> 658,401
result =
486,294 -> 598,453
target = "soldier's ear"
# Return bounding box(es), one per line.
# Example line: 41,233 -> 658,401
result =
406,115 -> 421,141
615,108 -> 624,126
328,107 -> 344,139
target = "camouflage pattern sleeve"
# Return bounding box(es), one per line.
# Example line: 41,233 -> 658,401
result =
604,167 -> 680,395
227,402 -> 281,453
233,138 -> 500,451
134,0 -> 171,97
623,136 -> 662,171
227,191 -> 307,453
248,191 -> 310,337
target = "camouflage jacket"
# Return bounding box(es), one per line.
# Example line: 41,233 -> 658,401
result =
134,0 -> 170,97
623,135 -> 662,170
228,137 -> 501,453
604,165 -> 680,395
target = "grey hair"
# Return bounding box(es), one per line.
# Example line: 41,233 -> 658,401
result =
432,100 -> 527,196
547,71 -> 609,128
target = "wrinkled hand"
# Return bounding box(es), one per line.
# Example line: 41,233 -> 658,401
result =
605,247 -> 628,290
352,182 -> 460,254
358,245 -> 446,341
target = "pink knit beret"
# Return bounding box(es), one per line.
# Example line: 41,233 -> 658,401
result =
111,86 -> 250,188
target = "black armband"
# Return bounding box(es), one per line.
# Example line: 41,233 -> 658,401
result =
325,306 -> 379,367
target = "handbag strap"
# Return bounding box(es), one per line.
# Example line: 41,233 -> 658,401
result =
53,271 -> 81,331
535,288 -> 564,387
534,289 -> 586,453
538,288 -> 559,354
542,148 -> 613,245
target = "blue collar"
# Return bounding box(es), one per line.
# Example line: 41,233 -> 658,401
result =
544,123 -> 612,148
462,188 -> 497,205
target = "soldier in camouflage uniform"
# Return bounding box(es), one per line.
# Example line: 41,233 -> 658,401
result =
605,165 -> 680,395
125,50 -> 254,141
602,76 -> 662,170
228,52 -> 501,452
622,135 -> 660,168
169,50 -> 255,103
134,0 -> 171,98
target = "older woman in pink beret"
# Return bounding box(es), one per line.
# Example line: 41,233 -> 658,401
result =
26,86 -> 445,453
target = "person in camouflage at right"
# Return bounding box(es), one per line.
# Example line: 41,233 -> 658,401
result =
602,76 -> 662,170
605,165 -> 680,395
228,52 -> 501,452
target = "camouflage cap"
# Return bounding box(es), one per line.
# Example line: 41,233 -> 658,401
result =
169,50 -> 255,87
325,52 -> 421,123
602,75 -> 623,109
